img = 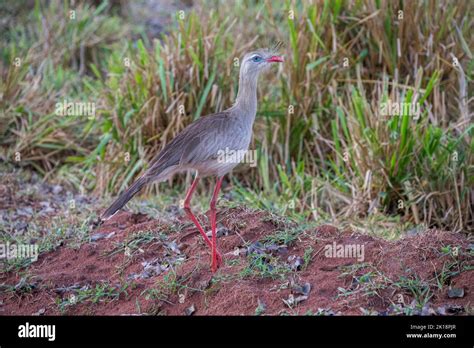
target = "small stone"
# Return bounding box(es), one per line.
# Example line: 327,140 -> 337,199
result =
185,304 -> 195,316
205,226 -> 230,238
447,288 -> 464,298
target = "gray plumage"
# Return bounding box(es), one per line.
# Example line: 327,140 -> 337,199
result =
102,47 -> 283,220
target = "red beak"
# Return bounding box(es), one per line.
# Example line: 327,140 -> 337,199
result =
266,55 -> 284,63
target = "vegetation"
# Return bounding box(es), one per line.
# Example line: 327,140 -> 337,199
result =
1,0 -> 472,234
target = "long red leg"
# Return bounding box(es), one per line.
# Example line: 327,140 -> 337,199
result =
184,175 -> 222,264
209,177 -> 223,272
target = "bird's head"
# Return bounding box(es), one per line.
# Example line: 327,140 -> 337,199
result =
240,47 -> 284,75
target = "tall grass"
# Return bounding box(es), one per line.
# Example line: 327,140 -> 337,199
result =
0,0 -> 126,174
1,0 -> 472,233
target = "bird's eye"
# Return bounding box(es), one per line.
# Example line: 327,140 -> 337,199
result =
252,56 -> 263,62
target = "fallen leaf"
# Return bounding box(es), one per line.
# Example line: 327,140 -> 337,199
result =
166,241 -> 181,254
291,282 -> 311,296
90,232 -> 115,242
33,308 -> 45,316
315,308 -> 337,316
246,242 -> 265,256
421,304 -> 436,316
287,255 -> 304,271
52,185 -> 63,195
359,307 -> 379,315
282,294 -> 308,307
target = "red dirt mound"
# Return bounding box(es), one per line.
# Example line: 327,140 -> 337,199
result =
1,207 -> 472,315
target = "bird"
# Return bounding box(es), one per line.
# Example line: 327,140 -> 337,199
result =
101,47 -> 284,272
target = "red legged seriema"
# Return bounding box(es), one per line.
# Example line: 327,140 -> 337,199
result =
101,47 -> 284,272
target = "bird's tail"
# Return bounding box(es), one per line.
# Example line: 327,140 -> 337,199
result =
101,176 -> 150,220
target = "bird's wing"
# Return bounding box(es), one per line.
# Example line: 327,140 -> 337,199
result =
180,114 -> 233,165
143,111 -> 234,177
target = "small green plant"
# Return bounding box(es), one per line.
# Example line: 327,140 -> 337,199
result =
261,226 -> 305,247
254,300 -> 266,316
56,281 -> 127,312
303,246 -> 314,269
240,252 -> 291,280
393,275 -> 433,310
106,231 -> 164,257
0,274 -> 39,296
142,267 -> 203,304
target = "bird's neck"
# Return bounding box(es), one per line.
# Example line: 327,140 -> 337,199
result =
235,71 -> 258,120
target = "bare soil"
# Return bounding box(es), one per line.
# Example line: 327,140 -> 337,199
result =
1,204 -> 472,316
